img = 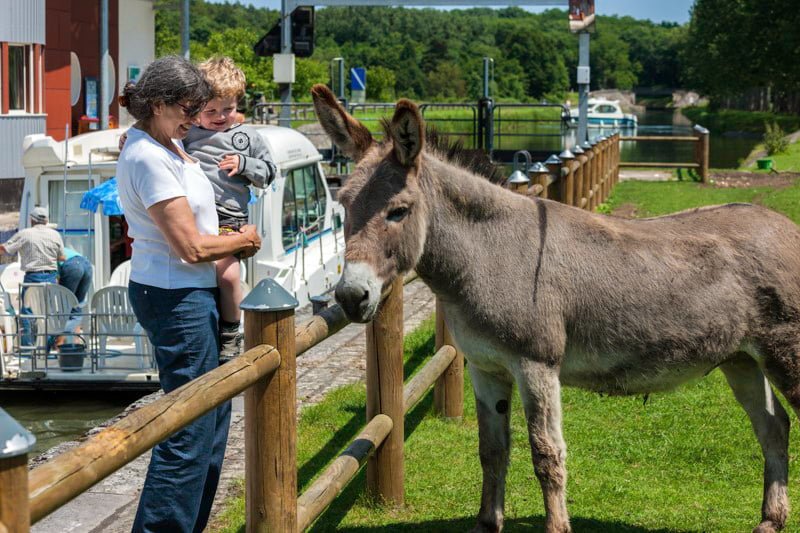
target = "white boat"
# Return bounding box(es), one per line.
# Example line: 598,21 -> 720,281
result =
569,98 -> 638,128
0,125 -> 345,390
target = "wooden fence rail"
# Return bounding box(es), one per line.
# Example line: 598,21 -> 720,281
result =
0,134 -> 625,532
618,124 -> 710,183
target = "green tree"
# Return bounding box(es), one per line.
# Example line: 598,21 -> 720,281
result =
366,66 -> 397,101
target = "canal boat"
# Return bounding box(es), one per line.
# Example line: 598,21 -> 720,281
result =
0,125 -> 345,390
569,98 -> 638,128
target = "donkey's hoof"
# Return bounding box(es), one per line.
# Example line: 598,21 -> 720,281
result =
753,520 -> 782,533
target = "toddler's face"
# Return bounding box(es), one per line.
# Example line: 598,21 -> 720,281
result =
198,96 -> 239,131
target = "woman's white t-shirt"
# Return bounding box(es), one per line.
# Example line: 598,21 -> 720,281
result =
117,127 -> 219,289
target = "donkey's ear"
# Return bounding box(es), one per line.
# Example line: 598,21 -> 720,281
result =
311,84 -> 373,161
388,99 -> 425,167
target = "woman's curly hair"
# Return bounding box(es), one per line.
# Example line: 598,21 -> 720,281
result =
118,55 -> 213,120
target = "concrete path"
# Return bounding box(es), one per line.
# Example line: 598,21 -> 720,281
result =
619,169 -> 674,182
32,279 -> 436,532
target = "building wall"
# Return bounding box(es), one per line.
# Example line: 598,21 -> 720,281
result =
44,0 -> 72,139
0,116 -> 47,177
118,0 -> 154,126
0,0 -> 46,184
0,0 -> 46,44
44,0 -> 120,140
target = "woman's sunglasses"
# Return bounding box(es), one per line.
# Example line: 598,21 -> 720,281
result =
176,102 -> 204,118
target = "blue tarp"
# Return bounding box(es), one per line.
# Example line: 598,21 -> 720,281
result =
80,178 -> 124,216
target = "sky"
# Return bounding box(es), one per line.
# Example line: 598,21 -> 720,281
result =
208,0 -> 695,24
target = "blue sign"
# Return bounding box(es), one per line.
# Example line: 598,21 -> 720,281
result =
350,67 -> 366,91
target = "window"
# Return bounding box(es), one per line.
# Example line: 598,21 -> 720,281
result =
48,180 -> 94,258
281,164 -> 327,250
9,45 -> 31,112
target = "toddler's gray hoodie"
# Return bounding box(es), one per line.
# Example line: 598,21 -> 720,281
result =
184,123 -> 277,218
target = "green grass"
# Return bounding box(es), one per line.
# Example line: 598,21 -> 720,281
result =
682,105 -> 800,134
214,305 -> 800,532
755,139 -> 800,172
607,178 -> 800,223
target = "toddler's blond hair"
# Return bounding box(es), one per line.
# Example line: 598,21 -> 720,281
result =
198,56 -> 246,99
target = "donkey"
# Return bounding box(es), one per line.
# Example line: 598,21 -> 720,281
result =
311,83 -> 800,533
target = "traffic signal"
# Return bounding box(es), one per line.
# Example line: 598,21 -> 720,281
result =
253,6 -> 315,58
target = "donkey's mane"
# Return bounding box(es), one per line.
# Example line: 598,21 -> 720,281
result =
380,119 -> 505,184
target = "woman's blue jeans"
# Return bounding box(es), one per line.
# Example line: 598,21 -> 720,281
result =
129,281 -> 230,533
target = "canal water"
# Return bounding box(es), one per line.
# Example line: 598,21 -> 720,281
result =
1,391 -> 142,455
494,108 -> 760,170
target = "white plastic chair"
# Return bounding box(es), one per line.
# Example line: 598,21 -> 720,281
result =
22,284 -> 81,353
0,262 -> 24,311
91,286 -> 153,369
0,290 -> 14,361
108,260 -> 132,287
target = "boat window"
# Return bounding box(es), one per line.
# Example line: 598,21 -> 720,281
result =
48,180 -> 94,258
597,104 -> 617,114
281,164 -> 327,250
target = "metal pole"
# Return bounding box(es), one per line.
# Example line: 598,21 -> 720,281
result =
181,0 -> 190,59
100,0 -> 109,130
483,57 -> 493,99
279,0 -> 292,128
577,32 -> 590,145
339,59 -> 345,100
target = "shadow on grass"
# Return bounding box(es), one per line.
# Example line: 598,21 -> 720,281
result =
324,516 -> 691,532
298,328 -> 437,490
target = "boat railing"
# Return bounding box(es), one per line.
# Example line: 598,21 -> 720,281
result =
0,283 -> 156,380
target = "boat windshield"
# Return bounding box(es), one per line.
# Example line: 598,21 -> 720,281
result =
281,164 -> 327,250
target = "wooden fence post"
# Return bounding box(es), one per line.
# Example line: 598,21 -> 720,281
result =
694,125 -> 710,183
583,141 -> 597,211
241,279 -> 298,533
434,299 -> 463,421
545,154 -> 562,201
366,277 -> 405,505
574,146 -> 587,209
561,154 -> 577,205
0,408 -> 35,533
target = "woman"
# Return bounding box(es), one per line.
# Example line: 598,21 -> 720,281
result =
116,56 -> 260,533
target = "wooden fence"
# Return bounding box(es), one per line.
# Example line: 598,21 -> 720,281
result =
619,125 -> 710,183
0,136 -> 622,532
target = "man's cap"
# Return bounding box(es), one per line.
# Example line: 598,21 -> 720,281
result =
30,206 -> 49,224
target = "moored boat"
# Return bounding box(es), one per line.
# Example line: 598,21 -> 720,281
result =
0,125 -> 345,390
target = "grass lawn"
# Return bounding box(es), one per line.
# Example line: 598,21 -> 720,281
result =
607,177 -> 800,224
214,179 -> 800,533
214,316 -> 800,532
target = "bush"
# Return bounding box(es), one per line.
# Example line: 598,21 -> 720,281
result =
764,121 -> 789,155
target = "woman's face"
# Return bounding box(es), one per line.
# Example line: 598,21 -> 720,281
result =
152,100 -> 202,139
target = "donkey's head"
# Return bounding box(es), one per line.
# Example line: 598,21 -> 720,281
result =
312,84 -> 430,322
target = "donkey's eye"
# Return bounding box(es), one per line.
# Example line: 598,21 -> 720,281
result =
386,206 -> 409,223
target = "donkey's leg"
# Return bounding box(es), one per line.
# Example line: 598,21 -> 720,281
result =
515,360 -> 571,533
721,354 -> 790,533
469,365 -> 513,533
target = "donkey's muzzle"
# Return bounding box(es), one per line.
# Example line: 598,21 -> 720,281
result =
335,262 -> 381,323
335,284 -> 372,322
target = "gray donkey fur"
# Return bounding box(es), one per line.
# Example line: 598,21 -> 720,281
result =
312,83 -> 800,533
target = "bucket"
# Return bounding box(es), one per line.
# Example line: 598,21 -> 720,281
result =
57,343 -> 86,372
756,158 -> 773,170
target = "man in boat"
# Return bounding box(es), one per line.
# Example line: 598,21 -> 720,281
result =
0,206 -> 65,345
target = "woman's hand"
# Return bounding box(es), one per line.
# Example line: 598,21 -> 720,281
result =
218,154 -> 242,177
236,225 -> 261,259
